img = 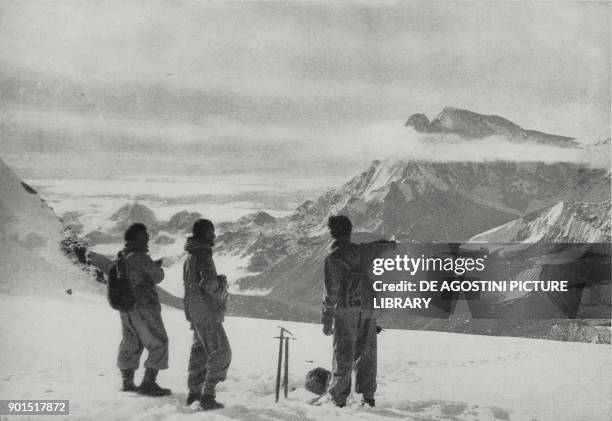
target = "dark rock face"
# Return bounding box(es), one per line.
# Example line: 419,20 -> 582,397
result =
21,181 -> 37,194
405,113 -> 431,132
59,233 -> 106,283
406,107 -> 577,147
60,235 -> 89,266
110,202 -> 158,234
430,107 -> 524,138
252,211 -> 276,226
163,210 -> 202,232
215,210 -> 297,274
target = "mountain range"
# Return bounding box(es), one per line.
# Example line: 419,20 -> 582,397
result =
1,104 -> 610,341
217,160 -> 610,276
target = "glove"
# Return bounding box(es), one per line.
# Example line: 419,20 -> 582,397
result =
216,274 -> 228,291
322,316 -> 334,336
216,274 -> 229,308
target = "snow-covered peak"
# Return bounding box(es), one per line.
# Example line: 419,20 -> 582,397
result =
469,201 -> 611,243
162,210 -> 202,232
236,211 -> 276,226
0,158 -> 64,259
302,159 -> 609,236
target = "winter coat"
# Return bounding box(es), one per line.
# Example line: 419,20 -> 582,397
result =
322,238 -> 396,321
183,237 -> 227,324
120,242 -> 164,311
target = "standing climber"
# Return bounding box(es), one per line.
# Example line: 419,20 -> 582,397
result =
183,219 -> 232,411
321,215 -> 396,408
117,223 -> 171,396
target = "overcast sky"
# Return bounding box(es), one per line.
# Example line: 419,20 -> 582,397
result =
0,1 -> 609,179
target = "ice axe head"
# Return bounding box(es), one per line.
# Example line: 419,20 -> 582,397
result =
277,326 -> 295,337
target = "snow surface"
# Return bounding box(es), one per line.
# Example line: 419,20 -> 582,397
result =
0,162 -> 65,263
1,293 -> 610,421
467,203 -> 565,245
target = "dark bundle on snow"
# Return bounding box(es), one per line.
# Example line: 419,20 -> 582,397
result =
305,367 -> 331,395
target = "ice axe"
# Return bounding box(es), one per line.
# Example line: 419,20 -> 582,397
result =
274,326 -> 296,402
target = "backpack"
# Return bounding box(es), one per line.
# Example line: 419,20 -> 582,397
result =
344,241 -> 395,311
107,253 -> 136,311
345,265 -> 364,307
334,246 -> 365,308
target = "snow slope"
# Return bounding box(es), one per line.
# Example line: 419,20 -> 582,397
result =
0,159 -> 64,261
1,293 -> 610,421
469,201 -> 611,243
0,158 -> 103,296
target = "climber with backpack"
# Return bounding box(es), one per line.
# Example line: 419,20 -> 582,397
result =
111,223 -> 171,397
321,215 -> 396,408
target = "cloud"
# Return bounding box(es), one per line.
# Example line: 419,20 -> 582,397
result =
0,0 -> 609,183
3,107 -> 609,174
0,1 -> 609,139
326,123 -> 610,169
5,108 -> 304,145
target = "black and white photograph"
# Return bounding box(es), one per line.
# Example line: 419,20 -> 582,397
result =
0,1 -> 610,420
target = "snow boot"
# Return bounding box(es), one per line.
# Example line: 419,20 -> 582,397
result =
361,397 -> 375,408
137,368 -> 171,397
200,394 -> 224,411
186,392 -> 201,405
121,369 -> 137,392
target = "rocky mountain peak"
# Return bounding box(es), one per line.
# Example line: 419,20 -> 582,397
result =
405,107 -> 577,147
593,135 -> 611,146
164,210 -> 202,232
404,113 -> 430,132
252,211 -> 276,226
110,202 -> 158,233
469,200 -> 611,243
